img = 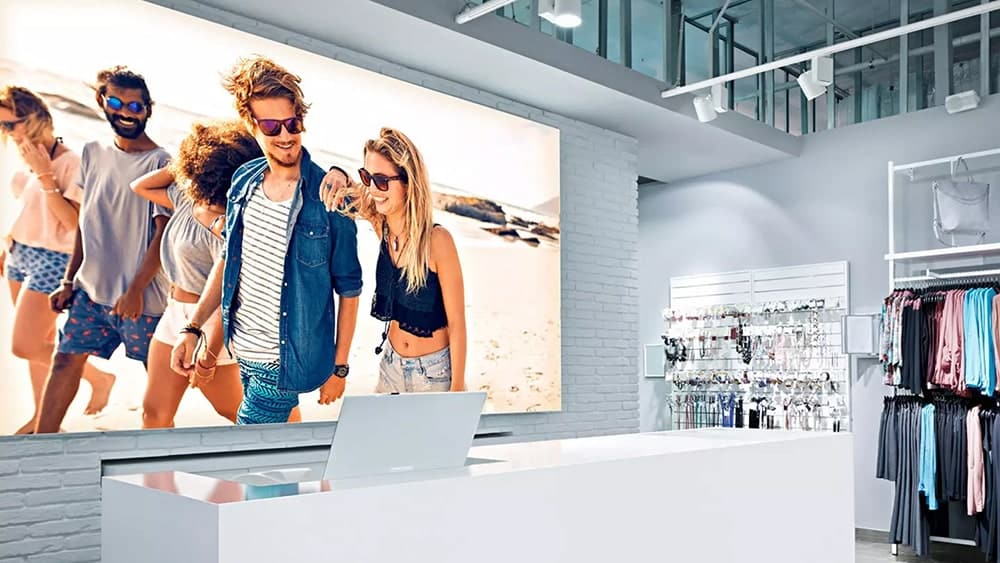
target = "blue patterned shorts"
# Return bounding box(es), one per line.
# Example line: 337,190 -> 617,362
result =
237,359 -> 300,425
57,289 -> 160,363
5,241 -> 70,295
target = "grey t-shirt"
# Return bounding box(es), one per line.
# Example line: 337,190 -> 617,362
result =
74,140 -> 171,316
160,184 -> 224,295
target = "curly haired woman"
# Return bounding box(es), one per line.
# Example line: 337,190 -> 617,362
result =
130,120 -> 299,427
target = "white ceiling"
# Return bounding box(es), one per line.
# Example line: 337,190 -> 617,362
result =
152,0 -> 808,183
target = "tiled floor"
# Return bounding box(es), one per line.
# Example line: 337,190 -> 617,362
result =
856,537 -> 981,562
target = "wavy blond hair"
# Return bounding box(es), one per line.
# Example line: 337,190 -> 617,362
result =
353,127 -> 434,293
222,56 -> 309,127
0,86 -> 54,145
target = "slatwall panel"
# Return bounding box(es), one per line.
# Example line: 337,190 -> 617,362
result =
669,262 -> 849,311
669,271 -> 753,310
751,262 -> 849,307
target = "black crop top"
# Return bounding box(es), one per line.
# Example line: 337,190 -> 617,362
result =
371,237 -> 448,338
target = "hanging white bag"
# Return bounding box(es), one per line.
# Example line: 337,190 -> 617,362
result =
932,157 -> 990,246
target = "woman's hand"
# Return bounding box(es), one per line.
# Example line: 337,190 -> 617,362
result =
320,168 -> 358,213
17,141 -> 53,177
171,333 -> 198,378
191,358 -> 217,389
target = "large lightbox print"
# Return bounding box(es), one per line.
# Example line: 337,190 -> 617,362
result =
0,0 -> 561,435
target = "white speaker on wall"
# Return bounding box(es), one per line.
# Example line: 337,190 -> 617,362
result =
945,90 -> 981,114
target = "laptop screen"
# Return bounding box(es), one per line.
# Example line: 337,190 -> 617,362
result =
323,391 -> 487,480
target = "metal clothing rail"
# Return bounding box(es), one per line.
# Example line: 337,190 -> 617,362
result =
887,146 -> 1000,292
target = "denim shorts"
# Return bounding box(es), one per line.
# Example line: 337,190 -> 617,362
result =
376,341 -> 452,393
57,289 -> 160,363
237,359 -> 300,425
5,241 -> 70,295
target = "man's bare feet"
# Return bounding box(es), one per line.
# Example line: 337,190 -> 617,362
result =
83,369 -> 116,415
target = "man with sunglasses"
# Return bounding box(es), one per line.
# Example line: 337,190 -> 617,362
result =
34,66 -> 171,433
171,56 -> 362,424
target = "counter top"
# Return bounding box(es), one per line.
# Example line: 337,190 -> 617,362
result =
106,429 -> 849,504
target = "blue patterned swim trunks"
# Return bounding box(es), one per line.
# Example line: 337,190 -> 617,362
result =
236,359 -> 300,425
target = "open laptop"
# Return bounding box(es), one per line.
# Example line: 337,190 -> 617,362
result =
231,391 -> 487,485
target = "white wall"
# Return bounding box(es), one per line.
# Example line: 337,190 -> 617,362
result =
639,94 -> 1000,532
0,2 -> 641,561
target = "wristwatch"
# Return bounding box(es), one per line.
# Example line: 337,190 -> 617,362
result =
333,364 -> 350,378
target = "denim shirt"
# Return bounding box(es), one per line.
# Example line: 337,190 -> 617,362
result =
221,148 -> 363,393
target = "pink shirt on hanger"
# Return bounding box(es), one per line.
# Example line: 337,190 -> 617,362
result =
968,406 -> 985,515
994,294 -> 1000,392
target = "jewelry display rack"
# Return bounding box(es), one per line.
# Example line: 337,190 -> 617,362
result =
664,261 -> 852,433
663,299 -> 849,432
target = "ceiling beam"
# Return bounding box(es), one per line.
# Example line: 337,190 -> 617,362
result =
661,0 -> 1000,98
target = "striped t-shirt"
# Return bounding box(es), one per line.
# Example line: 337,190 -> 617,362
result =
231,181 -> 294,363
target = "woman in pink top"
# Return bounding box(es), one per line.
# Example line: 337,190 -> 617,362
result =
0,86 -> 114,434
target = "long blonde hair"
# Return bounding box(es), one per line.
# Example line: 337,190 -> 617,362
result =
356,127 -> 434,293
0,86 -> 54,145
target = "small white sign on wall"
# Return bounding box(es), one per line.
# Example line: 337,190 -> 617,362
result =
643,344 -> 665,378
842,315 -> 879,356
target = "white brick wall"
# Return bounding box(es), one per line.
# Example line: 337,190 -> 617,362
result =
0,2 -> 640,560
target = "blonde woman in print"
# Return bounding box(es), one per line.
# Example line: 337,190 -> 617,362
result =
320,128 -> 467,393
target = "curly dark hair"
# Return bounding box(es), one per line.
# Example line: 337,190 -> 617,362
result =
96,65 -> 153,107
171,120 -> 262,208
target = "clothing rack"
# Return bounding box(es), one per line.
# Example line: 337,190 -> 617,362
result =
880,392 -> 1000,556
886,145 -> 1000,554
884,278 -> 1000,555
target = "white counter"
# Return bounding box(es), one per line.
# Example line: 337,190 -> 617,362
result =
102,429 -> 855,563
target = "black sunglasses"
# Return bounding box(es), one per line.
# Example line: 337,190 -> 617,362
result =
253,117 -> 304,137
358,167 -> 407,191
104,95 -> 146,114
0,118 -> 25,132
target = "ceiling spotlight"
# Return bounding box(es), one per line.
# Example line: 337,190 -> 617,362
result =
797,56 -> 834,101
539,0 -> 582,28
693,93 -> 717,123
692,83 -> 729,123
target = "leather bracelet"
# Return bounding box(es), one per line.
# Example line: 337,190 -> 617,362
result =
180,325 -> 203,338
196,358 -> 216,372
60,279 -> 74,288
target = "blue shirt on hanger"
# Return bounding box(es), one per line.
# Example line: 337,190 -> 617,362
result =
918,403 -> 938,510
